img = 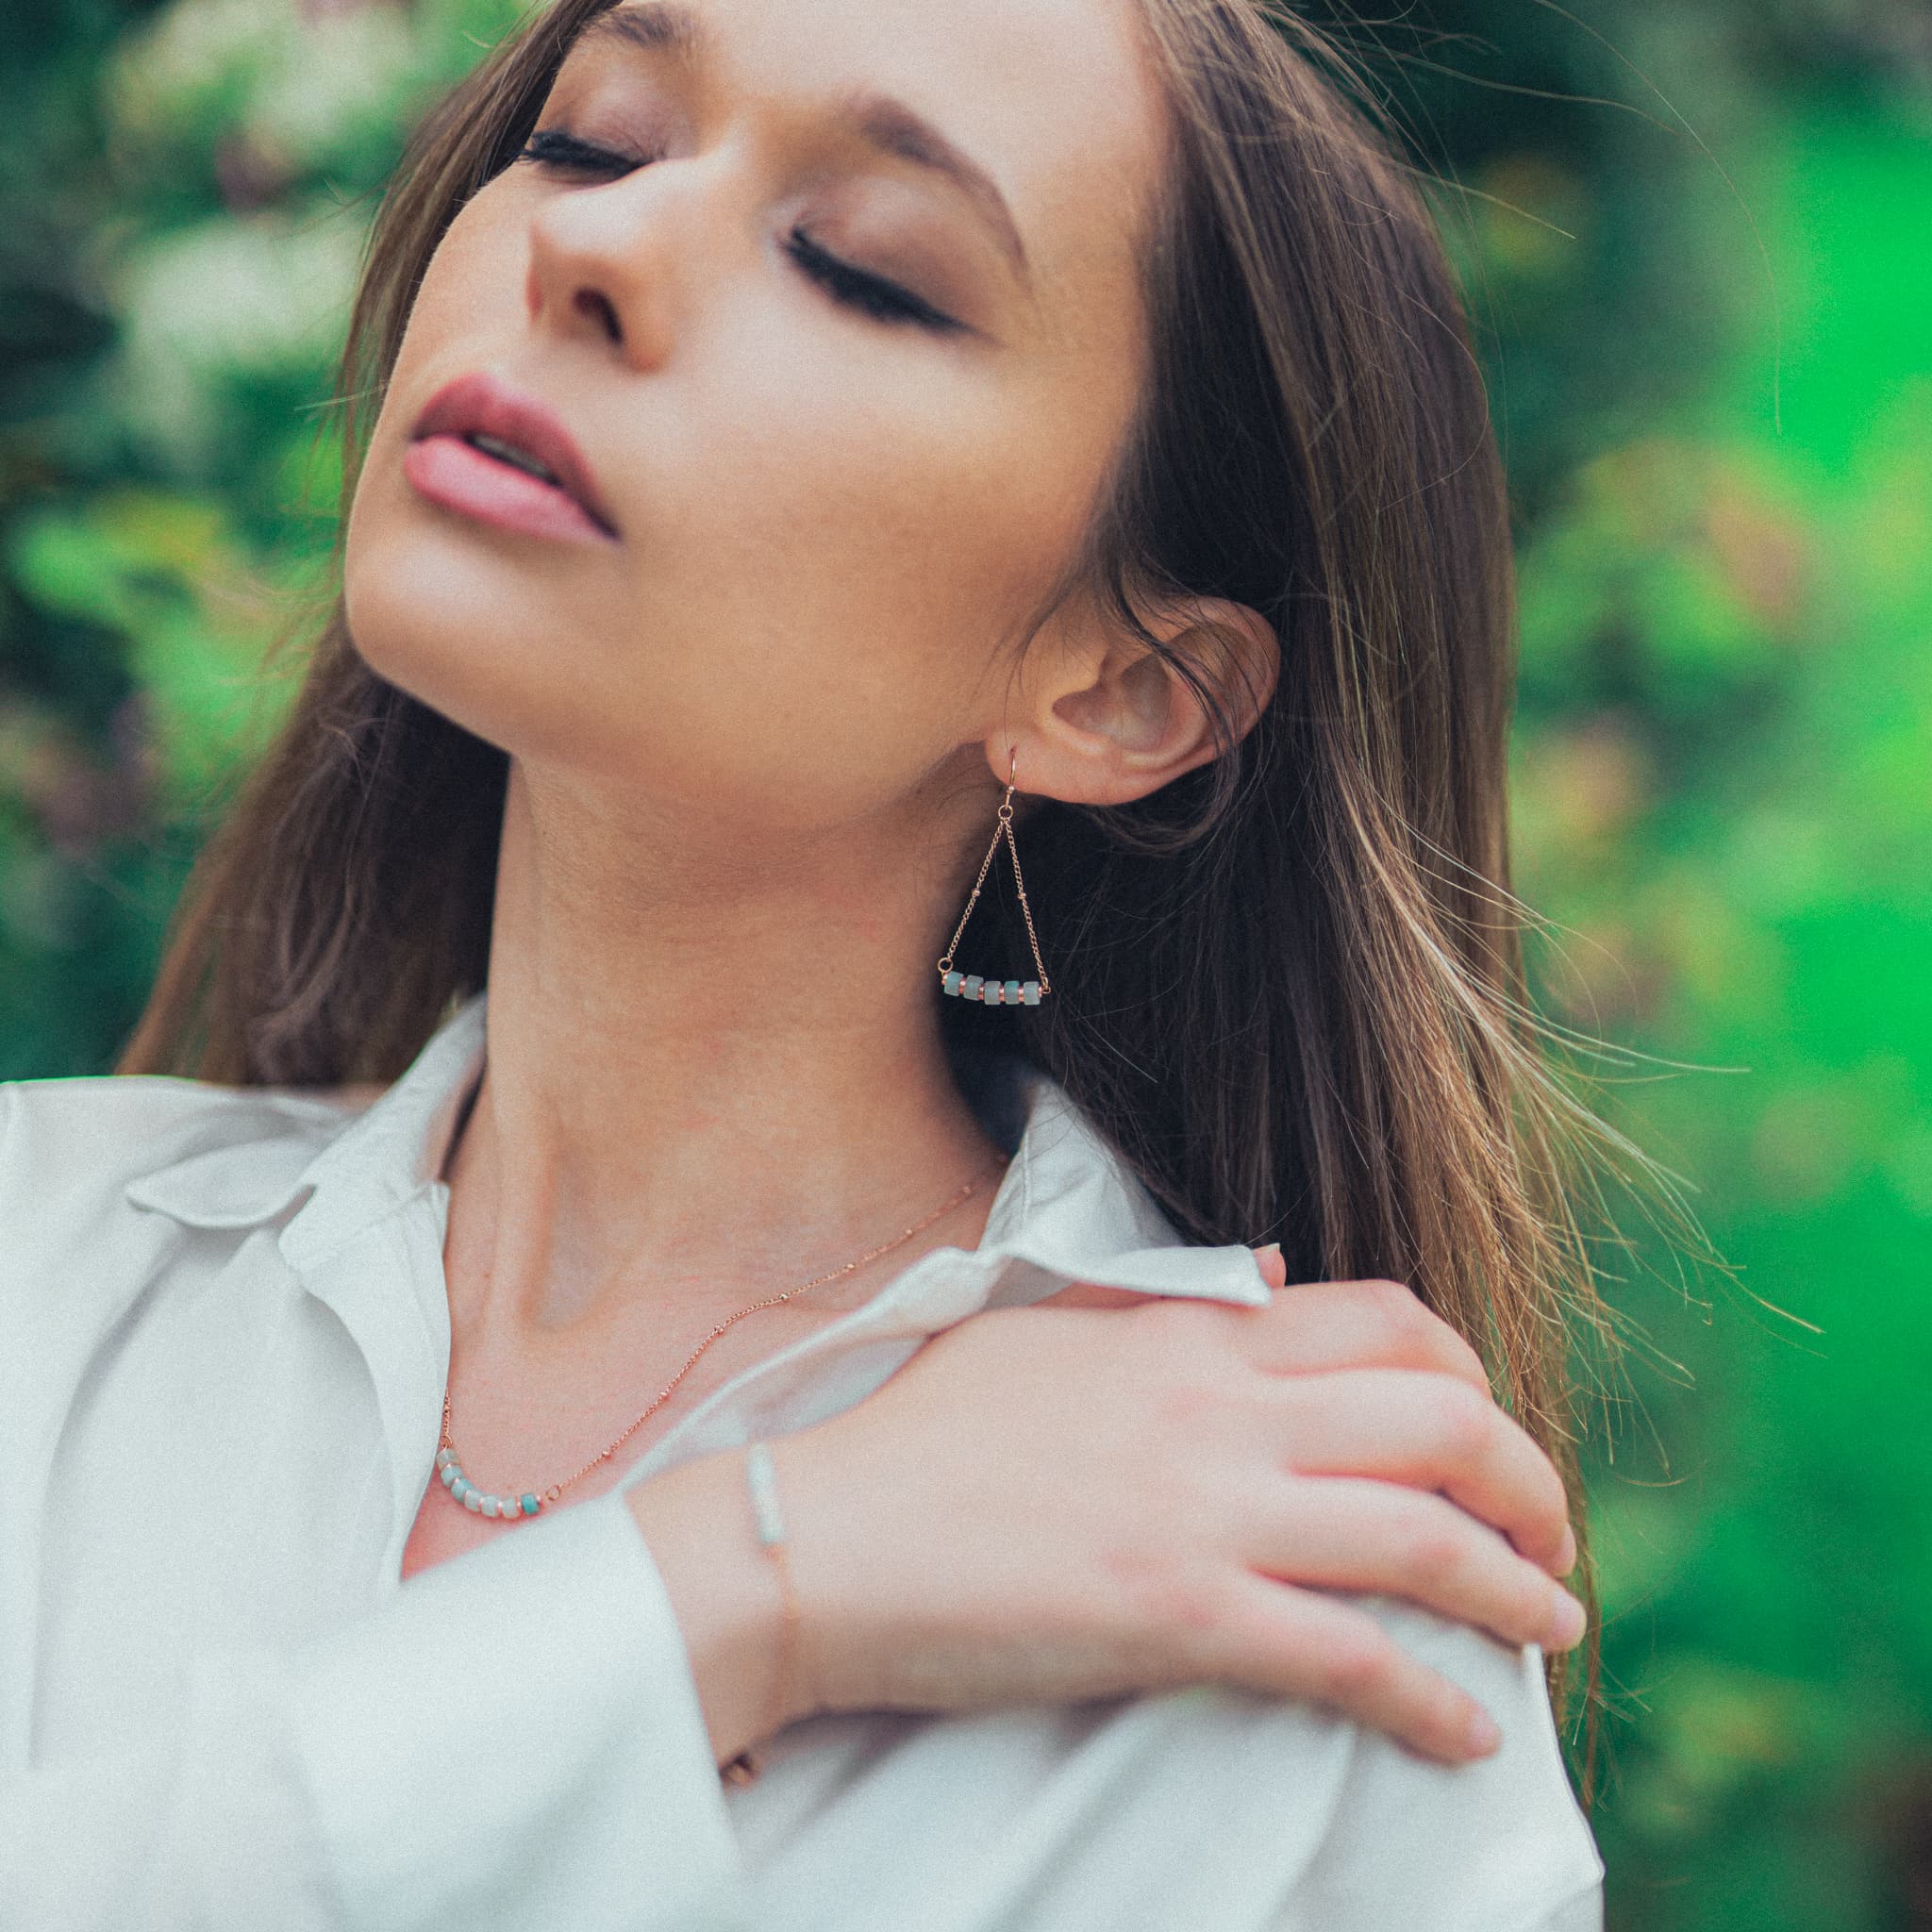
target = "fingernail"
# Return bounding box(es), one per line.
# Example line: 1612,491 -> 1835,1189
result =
1257,1241 -> 1282,1257
1465,1707 -> 1502,1756
1549,1591 -> 1587,1648
1553,1525 -> 1578,1575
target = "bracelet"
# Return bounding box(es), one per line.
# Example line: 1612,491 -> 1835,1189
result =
720,1439 -> 801,1787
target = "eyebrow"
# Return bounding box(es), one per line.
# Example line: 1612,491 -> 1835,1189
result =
574,1 -> 1034,291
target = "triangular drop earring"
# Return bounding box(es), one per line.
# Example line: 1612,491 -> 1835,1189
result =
937,746 -> 1053,1008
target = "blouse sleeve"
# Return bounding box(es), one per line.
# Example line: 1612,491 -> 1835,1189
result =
1,1490 -> 748,1932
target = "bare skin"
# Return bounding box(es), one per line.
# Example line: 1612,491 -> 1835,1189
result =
347,0 -> 1582,1772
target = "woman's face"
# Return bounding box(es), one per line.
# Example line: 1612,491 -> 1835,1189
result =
343,0 -> 1173,835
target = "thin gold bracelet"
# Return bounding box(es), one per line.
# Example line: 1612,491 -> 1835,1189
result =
721,1441 -> 798,1787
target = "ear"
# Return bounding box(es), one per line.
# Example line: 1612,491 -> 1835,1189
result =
986,590 -> 1279,808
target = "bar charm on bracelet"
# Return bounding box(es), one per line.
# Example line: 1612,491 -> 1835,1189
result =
721,1440 -> 802,1787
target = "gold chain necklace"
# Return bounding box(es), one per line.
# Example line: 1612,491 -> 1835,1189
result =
435,1155 -> 1011,1523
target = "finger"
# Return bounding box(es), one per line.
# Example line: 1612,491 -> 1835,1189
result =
1233,1278 -> 1491,1392
1213,1574 -> 1505,1764
1264,1368 -> 1572,1574
1553,1522 -> 1578,1576
1245,1474 -> 1586,1653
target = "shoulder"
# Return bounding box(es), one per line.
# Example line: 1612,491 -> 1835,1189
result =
1246,1594 -> 1606,1928
0,1071 -> 367,1260
0,1068 -> 368,1177
0,1073 -> 387,1470
1006,1594 -> 1600,1930
1129,1597 -> 1603,1928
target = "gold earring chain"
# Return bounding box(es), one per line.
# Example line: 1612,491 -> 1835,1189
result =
936,747 -> 1052,1003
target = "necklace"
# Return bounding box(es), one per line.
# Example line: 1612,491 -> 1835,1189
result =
434,1155 -> 1011,1523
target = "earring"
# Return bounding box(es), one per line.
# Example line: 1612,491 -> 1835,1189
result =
937,747 -> 1052,1007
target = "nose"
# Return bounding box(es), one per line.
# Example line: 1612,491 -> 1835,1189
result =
523,151 -> 732,372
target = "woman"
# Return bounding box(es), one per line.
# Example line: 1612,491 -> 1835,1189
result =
1,0 -> 1615,1924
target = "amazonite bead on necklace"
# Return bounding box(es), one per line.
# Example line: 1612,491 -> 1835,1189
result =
436,1444 -> 541,1519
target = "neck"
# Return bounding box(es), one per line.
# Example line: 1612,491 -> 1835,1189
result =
440,758 -> 1014,1360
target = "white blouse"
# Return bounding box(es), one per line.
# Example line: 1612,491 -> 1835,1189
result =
0,991 -> 1605,1931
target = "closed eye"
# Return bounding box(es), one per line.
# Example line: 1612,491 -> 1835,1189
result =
512,127 -> 966,336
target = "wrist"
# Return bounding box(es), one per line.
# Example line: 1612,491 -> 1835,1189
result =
626,1449 -> 808,1768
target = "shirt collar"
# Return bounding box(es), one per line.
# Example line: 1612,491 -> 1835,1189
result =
123,992 -> 490,1265
124,990 -> 1273,1309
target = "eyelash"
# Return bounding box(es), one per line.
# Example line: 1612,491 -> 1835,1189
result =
513,127 -> 963,336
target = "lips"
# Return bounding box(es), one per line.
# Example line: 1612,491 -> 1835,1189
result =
408,370 -> 617,537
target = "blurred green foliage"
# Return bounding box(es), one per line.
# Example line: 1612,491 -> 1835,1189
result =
1,1 -> 1926,1924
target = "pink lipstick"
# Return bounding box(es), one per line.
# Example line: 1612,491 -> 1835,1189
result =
405,370 -> 618,544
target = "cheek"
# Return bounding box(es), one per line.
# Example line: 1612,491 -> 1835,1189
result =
625,334 -> 1114,676
344,206 -> 517,605
380,198 -> 510,407
554,335 -> 1127,810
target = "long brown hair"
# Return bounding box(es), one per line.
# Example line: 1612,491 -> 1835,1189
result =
120,0 -> 1629,1806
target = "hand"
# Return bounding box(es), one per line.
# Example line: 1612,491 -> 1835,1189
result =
773,1253 -> 1585,1765
1067,1247 -> 1579,1578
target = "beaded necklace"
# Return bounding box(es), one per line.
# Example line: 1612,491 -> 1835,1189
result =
435,1155 -> 1010,1522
